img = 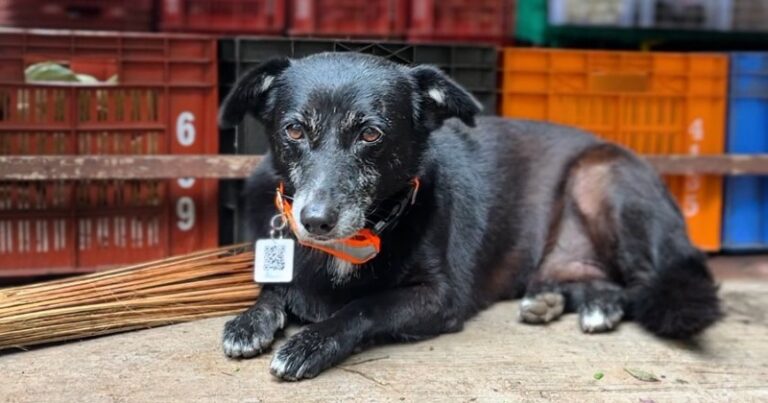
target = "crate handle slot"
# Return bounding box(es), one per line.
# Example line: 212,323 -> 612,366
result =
65,5 -> 104,20
589,73 -> 650,93
23,57 -> 118,83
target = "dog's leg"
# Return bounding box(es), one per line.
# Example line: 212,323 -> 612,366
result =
520,194 -> 607,326
553,144 -> 719,338
270,283 -> 453,381
585,165 -> 721,338
520,180 -> 627,332
223,286 -> 287,358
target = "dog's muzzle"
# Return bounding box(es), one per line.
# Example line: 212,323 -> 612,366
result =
274,180 -> 419,264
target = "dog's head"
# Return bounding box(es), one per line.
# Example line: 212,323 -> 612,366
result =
220,53 -> 481,243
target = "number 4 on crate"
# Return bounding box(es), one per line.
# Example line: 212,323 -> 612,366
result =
254,239 -> 295,283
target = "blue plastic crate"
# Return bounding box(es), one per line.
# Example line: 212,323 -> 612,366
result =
723,52 -> 768,250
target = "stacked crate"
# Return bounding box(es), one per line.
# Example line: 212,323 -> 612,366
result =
408,0 -> 515,44
0,29 -> 219,275
6,0 -> 767,259
723,53 -> 768,250
157,0 -> 517,44
517,0 -> 768,48
0,0 -> 154,31
289,0 -> 409,39
731,0 -> 768,32
160,0 -> 287,34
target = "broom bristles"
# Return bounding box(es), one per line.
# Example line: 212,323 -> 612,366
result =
0,244 -> 260,351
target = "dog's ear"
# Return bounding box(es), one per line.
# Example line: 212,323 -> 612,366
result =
219,57 -> 291,129
411,65 -> 483,131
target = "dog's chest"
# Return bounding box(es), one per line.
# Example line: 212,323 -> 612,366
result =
285,279 -> 364,323
285,287 -> 340,323
285,257 -> 385,323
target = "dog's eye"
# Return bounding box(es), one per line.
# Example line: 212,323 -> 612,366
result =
360,127 -> 383,143
285,124 -> 304,141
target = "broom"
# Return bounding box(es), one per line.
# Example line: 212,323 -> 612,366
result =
0,244 -> 259,351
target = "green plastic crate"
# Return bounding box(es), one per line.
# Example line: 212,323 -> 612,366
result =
515,0 -> 549,45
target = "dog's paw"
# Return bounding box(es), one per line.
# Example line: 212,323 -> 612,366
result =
270,328 -> 348,381
222,307 -> 286,359
579,303 -> 623,334
518,292 -> 565,324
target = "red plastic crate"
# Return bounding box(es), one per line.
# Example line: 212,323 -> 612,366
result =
0,28 -> 219,276
408,0 -> 515,44
289,0 -> 409,38
160,0 -> 286,34
0,0 -> 154,31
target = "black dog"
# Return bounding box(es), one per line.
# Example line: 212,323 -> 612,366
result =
218,53 -> 721,381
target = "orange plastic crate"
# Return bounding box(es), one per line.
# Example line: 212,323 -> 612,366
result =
0,28 -> 219,276
500,48 -> 728,251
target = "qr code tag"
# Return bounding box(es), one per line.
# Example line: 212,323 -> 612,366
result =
254,238 -> 295,283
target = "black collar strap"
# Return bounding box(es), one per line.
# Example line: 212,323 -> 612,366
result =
369,178 -> 420,235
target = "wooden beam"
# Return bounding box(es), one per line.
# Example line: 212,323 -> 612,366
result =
645,155 -> 768,175
1,154 -> 768,180
0,155 -> 263,180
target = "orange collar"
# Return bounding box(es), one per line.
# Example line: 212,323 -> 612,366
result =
274,179 -> 420,264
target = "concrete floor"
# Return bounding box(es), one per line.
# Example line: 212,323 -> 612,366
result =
1,277 -> 767,402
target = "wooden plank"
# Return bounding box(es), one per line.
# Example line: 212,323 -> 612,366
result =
0,155 -> 264,180
1,155 -> 768,180
645,155 -> 768,175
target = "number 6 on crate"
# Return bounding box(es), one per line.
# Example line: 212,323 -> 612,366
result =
176,111 -> 196,146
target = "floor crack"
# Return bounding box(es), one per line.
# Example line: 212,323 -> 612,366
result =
339,367 -> 389,387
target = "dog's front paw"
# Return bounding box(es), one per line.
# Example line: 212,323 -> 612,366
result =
270,327 -> 352,381
222,307 -> 286,359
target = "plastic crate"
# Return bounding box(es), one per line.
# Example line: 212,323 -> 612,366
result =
217,37 -> 498,244
0,0 -> 154,31
500,48 -> 728,251
515,0 -> 551,45
723,53 -> 768,250
731,0 -> 768,32
0,28 -> 219,276
516,0 -> 768,50
548,0 -> 637,27
160,0 -> 286,34
638,0 -> 731,30
288,0 -> 408,38
218,38 -> 498,153
408,0 -> 515,44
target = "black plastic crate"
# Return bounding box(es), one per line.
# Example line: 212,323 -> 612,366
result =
218,38 -> 499,244
218,38 -> 498,154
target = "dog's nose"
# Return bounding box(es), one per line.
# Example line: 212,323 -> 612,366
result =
300,203 -> 339,236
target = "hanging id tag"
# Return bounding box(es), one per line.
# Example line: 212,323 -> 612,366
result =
254,238 -> 294,283
254,214 -> 295,283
